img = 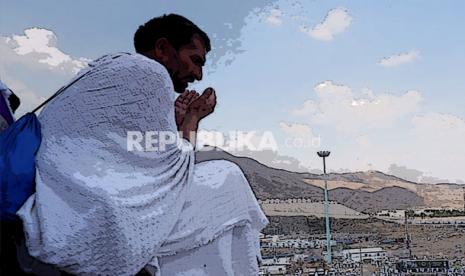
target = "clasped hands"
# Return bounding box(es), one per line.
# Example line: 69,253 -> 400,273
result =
175,88 -> 216,143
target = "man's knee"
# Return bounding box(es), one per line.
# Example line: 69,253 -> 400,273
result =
194,159 -> 253,196
196,159 -> 242,173
214,160 -> 243,174
208,160 -> 249,183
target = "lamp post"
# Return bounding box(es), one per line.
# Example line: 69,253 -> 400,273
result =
317,150 -> 332,265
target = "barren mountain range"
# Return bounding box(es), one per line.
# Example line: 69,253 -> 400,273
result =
196,147 -> 464,213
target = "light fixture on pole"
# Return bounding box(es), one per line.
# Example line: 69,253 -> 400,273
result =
317,150 -> 332,265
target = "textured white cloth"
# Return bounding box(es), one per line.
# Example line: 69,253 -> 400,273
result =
158,224 -> 259,276
153,160 -> 267,276
17,53 -> 268,275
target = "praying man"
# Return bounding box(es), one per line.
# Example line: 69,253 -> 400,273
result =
17,14 -> 268,275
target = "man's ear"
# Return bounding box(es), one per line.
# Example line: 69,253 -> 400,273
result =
154,38 -> 172,64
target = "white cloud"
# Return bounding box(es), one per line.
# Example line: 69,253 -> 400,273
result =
291,100 -> 317,116
390,113 -> 465,183
379,50 -> 420,67
1,28 -> 90,75
279,122 -> 317,140
265,9 -> 283,26
411,113 -> 465,136
356,135 -> 371,148
387,164 -> 452,184
331,112 -> 465,183
300,8 -> 351,41
408,113 -> 465,178
292,80 -> 422,134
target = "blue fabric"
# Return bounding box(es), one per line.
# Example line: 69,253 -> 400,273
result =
0,113 -> 41,221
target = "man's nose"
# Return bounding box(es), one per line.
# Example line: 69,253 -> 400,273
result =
192,67 -> 202,81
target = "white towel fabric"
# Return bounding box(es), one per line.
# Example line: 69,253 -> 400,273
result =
17,53 -> 268,275
151,160 -> 267,276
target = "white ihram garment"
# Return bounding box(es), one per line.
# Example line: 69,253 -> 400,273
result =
17,53 -> 268,275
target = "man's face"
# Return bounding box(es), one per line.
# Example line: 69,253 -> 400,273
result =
165,34 -> 206,93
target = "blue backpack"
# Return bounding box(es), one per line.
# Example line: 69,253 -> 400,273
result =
0,113 -> 41,221
0,72 -> 90,221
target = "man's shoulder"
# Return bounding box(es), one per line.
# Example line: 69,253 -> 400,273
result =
72,52 -> 174,91
90,52 -> 168,76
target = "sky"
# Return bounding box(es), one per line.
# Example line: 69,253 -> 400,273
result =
1,0 -> 464,183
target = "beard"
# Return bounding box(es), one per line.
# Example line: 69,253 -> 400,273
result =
166,67 -> 188,93
173,79 -> 188,93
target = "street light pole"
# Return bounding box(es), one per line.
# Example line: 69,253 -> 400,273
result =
317,151 -> 332,265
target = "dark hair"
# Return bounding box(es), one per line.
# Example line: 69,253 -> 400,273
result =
134,14 -> 211,54
8,91 -> 20,113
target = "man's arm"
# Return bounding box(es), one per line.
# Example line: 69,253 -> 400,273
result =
179,114 -> 199,146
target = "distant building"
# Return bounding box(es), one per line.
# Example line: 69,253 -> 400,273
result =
377,209 -> 405,219
342,247 -> 387,262
313,239 -> 337,248
259,264 -> 287,275
260,235 -> 336,249
261,253 -> 294,266
396,259 -> 449,274
260,253 -> 294,275
293,253 -> 309,261
303,255 -> 322,263
302,267 -> 329,276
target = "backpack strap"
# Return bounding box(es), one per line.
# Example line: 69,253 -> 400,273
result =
32,70 -> 92,114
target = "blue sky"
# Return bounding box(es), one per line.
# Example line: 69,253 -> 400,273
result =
1,0 -> 464,183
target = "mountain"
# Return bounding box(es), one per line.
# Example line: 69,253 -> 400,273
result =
195,147 -> 463,213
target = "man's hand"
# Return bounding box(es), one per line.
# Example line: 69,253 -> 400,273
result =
178,88 -> 216,146
185,87 -> 216,121
175,90 -> 199,127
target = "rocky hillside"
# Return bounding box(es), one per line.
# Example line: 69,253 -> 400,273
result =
196,147 -> 463,213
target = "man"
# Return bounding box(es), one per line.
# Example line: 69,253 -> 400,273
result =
0,80 -> 20,132
17,14 -> 268,275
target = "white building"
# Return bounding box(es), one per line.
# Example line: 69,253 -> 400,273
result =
261,253 -> 294,266
342,247 -> 387,262
259,264 -> 287,275
272,238 -> 314,249
260,254 -> 293,275
313,239 -> 337,248
293,254 -> 309,261
377,209 -> 405,219
261,236 -> 336,249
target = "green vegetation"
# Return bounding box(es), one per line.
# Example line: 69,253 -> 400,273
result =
413,209 -> 465,218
